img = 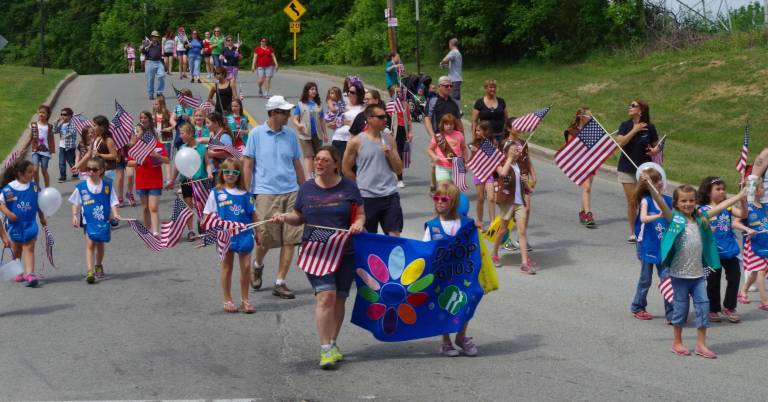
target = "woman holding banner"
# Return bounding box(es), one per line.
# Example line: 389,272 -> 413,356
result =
272,146 -> 365,370
616,100 -> 659,243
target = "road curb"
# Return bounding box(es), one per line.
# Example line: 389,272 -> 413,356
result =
284,68 -> 686,188
1,71 -> 79,174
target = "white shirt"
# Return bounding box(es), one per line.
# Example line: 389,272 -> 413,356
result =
0,180 -> 31,204
332,105 -> 363,142
68,178 -> 120,224
34,123 -> 51,157
58,122 -> 70,148
422,218 -> 463,241
203,188 -> 247,215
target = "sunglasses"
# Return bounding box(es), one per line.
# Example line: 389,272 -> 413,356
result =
372,114 -> 388,120
86,167 -> 101,172
222,169 -> 240,176
440,84 -> 453,88
60,113 -> 71,116
348,91 -> 357,95
432,195 -> 452,203
629,103 -> 639,108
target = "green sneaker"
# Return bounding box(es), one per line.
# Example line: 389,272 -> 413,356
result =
329,345 -> 344,362
85,272 -> 95,284
319,349 -> 335,370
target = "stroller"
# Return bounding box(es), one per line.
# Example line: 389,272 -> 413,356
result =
400,74 -> 431,122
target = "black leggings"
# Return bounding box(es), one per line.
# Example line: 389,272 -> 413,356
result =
706,256 -> 741,312
395,125 -> 407,180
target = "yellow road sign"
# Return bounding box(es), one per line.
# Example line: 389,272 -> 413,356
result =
283,0 -> 306,21
289,21 -> 301,33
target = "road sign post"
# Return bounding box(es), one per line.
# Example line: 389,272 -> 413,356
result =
283,0 -> 306,64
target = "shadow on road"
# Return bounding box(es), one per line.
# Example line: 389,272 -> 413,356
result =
0,303 -> 75,317
712,338 -> 768,355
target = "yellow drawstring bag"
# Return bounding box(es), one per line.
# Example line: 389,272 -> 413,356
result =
477,229 -> 499,294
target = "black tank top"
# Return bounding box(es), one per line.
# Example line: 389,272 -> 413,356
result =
215,81 -> 233,115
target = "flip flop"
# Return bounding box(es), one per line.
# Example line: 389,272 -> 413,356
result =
737,293 -> 750,304
694,348 -> 717,359
223,301 -> 238,313
670,346 -> 690,356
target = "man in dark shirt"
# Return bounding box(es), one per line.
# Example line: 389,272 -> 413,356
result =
141,30 -> 166,100
423,76 -> 462,191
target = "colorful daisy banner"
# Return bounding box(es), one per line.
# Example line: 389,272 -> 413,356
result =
351,222 -> 485,342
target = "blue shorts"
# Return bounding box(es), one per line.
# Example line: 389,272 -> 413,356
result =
31,153 -> 50,169
135,188 -> 162,197
305,253 -> 355,297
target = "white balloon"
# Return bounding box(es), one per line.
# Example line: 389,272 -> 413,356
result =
174,147 -> 201,178
38,187 -> 63,217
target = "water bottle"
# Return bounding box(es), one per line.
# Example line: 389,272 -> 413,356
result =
747,174 -> 759,203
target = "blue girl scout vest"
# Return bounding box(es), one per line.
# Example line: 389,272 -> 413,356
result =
2,182 -> 40,243
77,179 -> 114,242
746,203 -> 768,257
214,188 -> 255,253
425,216 -> 474,241
637,194 -> 672,264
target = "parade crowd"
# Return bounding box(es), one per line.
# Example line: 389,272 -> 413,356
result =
3,34 -> 768,369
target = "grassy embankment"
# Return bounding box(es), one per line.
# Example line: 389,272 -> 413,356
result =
0,65 -> 71,160
293,41 -> 768,186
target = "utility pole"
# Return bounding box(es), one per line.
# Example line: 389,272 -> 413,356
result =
39,0 -> 45,75
386,0 -> 397,54
415,0 -> 420,73
764,0 -> 768,26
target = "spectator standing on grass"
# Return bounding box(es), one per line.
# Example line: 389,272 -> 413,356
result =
141,31 -> 165,100
440,38 -> 463,100
55,107 -> 78,183
242,96 -> 306,300
125,42 -> 136,74
252,37 -> 279,98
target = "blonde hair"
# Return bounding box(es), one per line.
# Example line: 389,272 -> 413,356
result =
215,158 -> 246,190
434,182 -> 460,220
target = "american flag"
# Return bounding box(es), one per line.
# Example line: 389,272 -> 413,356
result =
3,150 -> 21,170
741,236 -> 767,272
190,179 -> 211,220
71,113 -> 91,135
111,101 -> 134,150
403,141 -> 411,169
736,124 -> 750,177
467,139 -> 503,183
208,138 -> 242,160
173,86 -> 201,109
159,198 -> 193,248
510,107 -> 550,133
201,225 -> 232,261
658,276 -> 674,304
201,100 -> 214,114
128,130 -> 157,165
555,118 -> 618,185
385,96 -> 404,114
200,211 -> 249,232
452,157 -> 468,192
297,227 -> 351,276
42,225 -> 56,269
128,219 -> 163,252
651,135 -> 666,165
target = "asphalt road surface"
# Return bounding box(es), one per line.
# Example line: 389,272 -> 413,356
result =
1,70 -> 767,401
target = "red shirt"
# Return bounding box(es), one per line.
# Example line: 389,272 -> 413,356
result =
130,140 -> 167,190
254,46 -> 274,68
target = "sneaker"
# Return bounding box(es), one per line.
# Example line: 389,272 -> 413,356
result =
627,234 -> 637,244
126,192 -> 136,207
272,283 -> 295,299
491,255 -> 501,268
319,349 -> 335,370
512,240 -> 533,252
584,212 -> 596,228
709,311 -> 723,323
456,336 -> 478,356
633,310 -> 653,320
258,88 -> 263,97
397,180 -> 405,188
118,198 -> 125,208
94,264 -> 105,279
110,219 -> 119,227
520,262 -> 536,275
722,309 -> 741,323
190,77 -> 195,83
71,174 -> 78,180
251,264 -> 263,290
24,273 -> 39,287
329,345 -> 344,362
86,272 -> 96,284
58,177 -> 66,183
440,342 -> 459,357
15,273 -> 26,283
502,239 -> 518,251
578,210 -> 586,225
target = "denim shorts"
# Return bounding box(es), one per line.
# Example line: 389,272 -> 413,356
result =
31,153 -> 50,169
305,253 -> 355,297
257,66 -> 274,78
135,188 -> 162,197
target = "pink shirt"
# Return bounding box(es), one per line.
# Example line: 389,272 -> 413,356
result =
430,130 -> 465,168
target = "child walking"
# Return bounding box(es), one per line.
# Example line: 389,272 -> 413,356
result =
0,160 -> 48,287
167,123 -> 212,240
203,158 -> 257,313
630,168 -> 673,321
128,111 -> 169,235
423,182 -> 478,357
502,117 -> 537,252
491,139 -> 534,274
468,121 -> 497,229
645,177 -> 745,358
735,179 -> 768,310
698,176 -> 748,322
69,156 -> 122,283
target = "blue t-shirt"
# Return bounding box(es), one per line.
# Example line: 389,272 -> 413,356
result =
385,60 -> 398,89
188,39 -> 202,57
244,123 -> 302,194
294,177 -> 363,253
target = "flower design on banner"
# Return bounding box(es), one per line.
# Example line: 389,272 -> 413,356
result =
356,246 -> 433,335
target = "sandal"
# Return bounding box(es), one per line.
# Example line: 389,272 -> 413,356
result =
738,293 -> 751,304
240,300 -> 256,314
223,301 -> 238,313
670,346 -> 690,356
694,347 -> 717,359
758,303 -> 768,311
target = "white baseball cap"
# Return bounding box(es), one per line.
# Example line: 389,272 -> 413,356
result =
265,95 -> 294,111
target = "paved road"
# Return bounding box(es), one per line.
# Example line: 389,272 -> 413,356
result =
1,71 -> 767,401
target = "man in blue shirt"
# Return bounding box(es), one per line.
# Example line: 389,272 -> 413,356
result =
242,95 -> 305,299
